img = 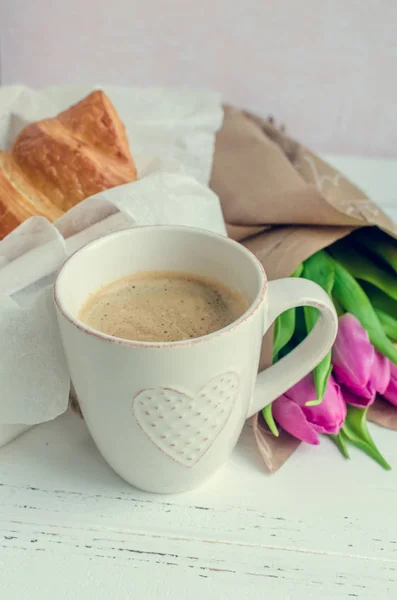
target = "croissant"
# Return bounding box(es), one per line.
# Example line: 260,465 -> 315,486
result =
0,90 -> 137,240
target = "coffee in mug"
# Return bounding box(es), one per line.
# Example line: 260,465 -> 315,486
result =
78,270 -> 250,343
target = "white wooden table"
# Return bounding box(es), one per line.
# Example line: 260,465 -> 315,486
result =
1,157 -> 397,599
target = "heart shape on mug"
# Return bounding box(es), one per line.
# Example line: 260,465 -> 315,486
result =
132,372 -> 239,467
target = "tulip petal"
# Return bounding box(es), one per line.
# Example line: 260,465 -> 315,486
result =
272,395 -> 320,445
281,373 -> 346,436
332,314 -> 375,397
383,363 -> 397,407
303,376 -> 347,435
284,373 -> 317,407
341,384 -> 376,408
369,351 -> 391,395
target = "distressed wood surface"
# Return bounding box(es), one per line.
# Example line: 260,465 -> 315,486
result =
1,410 -> 397,599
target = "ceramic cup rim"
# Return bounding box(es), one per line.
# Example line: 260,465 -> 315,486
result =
54,225 -> 268,349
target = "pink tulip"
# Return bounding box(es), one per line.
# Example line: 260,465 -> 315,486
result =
332,314 -> 390,407
371,351 -> 391,395
383,362 -> 397,407
272,374 -> 346,445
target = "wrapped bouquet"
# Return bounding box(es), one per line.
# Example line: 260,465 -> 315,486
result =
210,106 -> 397,471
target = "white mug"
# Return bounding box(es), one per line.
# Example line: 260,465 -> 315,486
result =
55,226 -> 337,493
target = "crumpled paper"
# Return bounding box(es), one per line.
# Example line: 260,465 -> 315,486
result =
0,85 -> 225,444
252,413 -> 300,473
368,397 -> 397,431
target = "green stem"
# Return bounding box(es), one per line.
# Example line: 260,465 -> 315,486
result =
262,404 -> 279,437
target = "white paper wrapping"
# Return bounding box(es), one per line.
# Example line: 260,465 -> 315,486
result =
0,85 -> 225,444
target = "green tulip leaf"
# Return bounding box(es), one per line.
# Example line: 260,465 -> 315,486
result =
361,281 -> 397,319
353,228 -> 397,274
375,308 -> 397,342
262,404 -> 279,437
332,295 -> 345,317
329,431 -> 350,459
360,282 -> 397,341
302,251 -> 335,403
342,406 -> 391,470
303,251 -> 335,295
272,264 -> 304,362
273,308 -> 296,361
330,239 -> 397,301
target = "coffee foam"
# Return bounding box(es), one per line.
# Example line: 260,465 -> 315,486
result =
79,271 -> 249,342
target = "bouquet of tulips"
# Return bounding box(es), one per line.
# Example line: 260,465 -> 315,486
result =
264,228 -> 397,469
210,104 -> 397,471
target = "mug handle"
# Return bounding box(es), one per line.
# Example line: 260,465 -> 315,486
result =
247,278 -> 338,418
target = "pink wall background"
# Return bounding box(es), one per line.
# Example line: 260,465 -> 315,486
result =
1,0 -> 396,157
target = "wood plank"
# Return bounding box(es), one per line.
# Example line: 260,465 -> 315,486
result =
1,411 -> 397,598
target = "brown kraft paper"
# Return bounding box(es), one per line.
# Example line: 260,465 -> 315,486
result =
210,105 -> 397,471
